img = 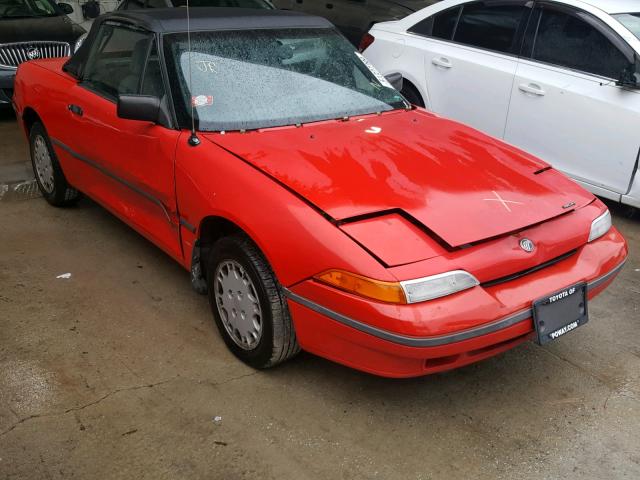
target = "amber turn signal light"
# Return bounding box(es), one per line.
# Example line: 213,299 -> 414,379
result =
314,269 -> 407,304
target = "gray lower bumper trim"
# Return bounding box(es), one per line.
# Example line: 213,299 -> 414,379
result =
283,259 -> 626,348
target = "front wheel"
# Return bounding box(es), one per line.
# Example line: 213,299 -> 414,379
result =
207,235 -> 300,369
30,122 -> 79,206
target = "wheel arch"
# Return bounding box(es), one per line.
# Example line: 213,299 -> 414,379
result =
22,107 -> 42,136
399,76 -> 426,108
190,214 -> 270,293
199,215 -> 247,262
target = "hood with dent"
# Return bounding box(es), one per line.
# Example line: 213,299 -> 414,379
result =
0,15 -> 85,44
204,109 -> 594,248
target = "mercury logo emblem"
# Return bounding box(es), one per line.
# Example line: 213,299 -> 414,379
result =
520,238 -> 535,253
26,48 -> 40,60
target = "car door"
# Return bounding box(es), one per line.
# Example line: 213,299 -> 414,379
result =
504,3 -> 640,199
65,23 -> 183,260
410,1 -> 530,138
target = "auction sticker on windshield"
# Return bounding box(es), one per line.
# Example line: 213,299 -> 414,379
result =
355,52 -> 393,89
532,283 -> 588,345
192,95 -> 214,107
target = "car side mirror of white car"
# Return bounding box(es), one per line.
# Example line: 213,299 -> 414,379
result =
616,56 -> 640,89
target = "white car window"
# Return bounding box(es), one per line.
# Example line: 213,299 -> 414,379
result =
530,9 -> 629,79
407,1 -> 528,55
613,13 -> 640,40
453,3 -> 528,54
408,5 -> 460,40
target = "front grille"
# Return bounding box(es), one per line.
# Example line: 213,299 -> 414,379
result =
0,42 -> 71,69
481,249 -> 578,288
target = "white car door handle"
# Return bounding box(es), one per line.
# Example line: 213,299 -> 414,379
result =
518,83 -> 546,96
431,57 -> 452,69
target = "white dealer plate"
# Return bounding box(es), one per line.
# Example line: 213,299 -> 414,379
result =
532,283 -> 588,345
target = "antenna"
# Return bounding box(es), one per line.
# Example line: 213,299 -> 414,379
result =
186,0 -> 200,147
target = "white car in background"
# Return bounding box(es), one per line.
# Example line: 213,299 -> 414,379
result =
362,0 -> 640,209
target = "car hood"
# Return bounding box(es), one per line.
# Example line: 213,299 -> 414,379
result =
204,109 -> 594,248
0,15 -> 84,43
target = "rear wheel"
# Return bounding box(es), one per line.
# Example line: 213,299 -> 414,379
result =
207,235 -> 300,369
401,82 -> 425,108
30,122 -> 79,206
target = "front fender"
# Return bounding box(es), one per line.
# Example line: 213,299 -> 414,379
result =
174,133 -> 393,287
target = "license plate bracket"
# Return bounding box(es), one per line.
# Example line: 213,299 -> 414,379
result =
532,282 -> 588,345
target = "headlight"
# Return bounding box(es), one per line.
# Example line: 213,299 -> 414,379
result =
400,270 -> 479,303
74,33 -> 88,54
588,210 -> 611,242
314,269 -> 479,304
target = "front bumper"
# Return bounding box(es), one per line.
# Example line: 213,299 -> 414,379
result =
285,227 -> 627,378
0,68 -> 16,104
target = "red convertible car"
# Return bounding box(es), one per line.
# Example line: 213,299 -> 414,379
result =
13,9 -> 627,377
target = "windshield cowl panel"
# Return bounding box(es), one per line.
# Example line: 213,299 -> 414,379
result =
199,107 -> 410,134
163,28 -> 407,132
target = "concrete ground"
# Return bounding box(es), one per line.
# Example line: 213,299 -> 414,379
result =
0,107 -> 639,480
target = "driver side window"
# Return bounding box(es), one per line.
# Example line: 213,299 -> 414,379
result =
530,8 -> 629,79
82,24 -> 154,100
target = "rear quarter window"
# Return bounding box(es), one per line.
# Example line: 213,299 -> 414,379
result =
408,6 -> 461,40
453,3 -> 527,54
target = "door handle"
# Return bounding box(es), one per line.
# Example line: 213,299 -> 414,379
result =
518,83 -> 545,96
68,104 -> 83,116
431,57 -> 452,69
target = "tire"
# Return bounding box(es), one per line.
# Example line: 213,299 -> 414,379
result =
30,122 -> 79,207
207,235 -> 300,369
401,83 -> 425,108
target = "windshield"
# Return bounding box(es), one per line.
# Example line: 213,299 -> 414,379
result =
171,0 -> 273,7
614,13 -> 640,40
163,28 -> 407,132
0,0 -> 58,18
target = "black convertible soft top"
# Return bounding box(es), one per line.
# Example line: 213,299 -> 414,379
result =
64,8 -> 332,78
100,7 -> 332,33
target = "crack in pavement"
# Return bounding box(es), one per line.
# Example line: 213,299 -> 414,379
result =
539,347 -> 618,389
200,371 -> 259,388
0,370 -> 259,439
539,347 -> 640,407
0,376 -> 178,438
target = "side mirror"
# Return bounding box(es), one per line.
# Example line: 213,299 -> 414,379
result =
58,2 -> 74,14
117,95 -> 160,123
384,72 -> 403,91
617,57 -> 640,89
